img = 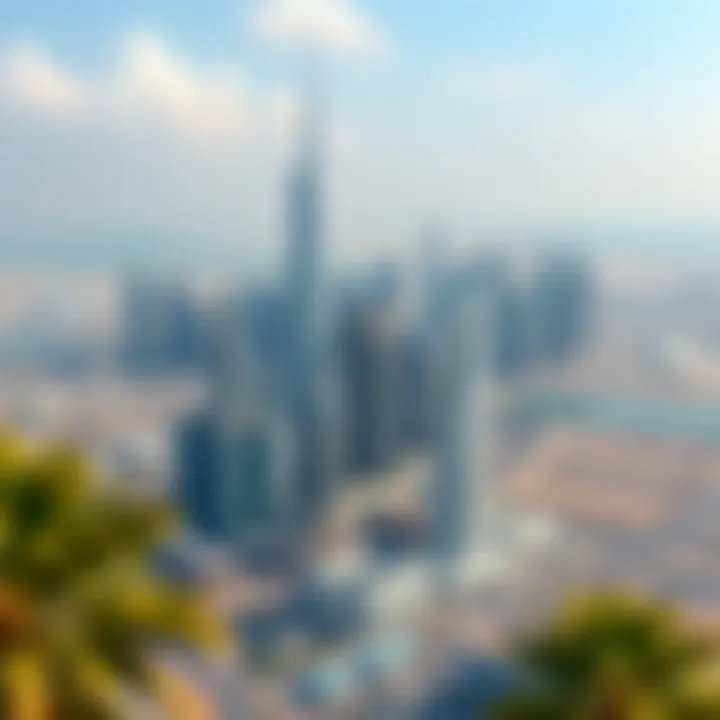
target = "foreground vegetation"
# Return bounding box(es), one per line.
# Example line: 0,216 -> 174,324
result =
0,428 -> 226,719
491,590 -> 720,719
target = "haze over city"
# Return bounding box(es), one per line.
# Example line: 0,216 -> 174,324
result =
4,1 -> 720,268
4,2 -> 720,720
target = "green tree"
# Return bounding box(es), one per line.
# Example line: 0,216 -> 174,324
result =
491,590 -> 720,720
0,428 -> 227,719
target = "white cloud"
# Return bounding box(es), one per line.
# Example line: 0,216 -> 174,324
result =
252,0 -> 386,56
0,31 -> 255,140
5,34 -> 720,266
0,31 -> 300,264
442,60 -> 558,104
0,41 -> 85,116
109,30 -> 249,137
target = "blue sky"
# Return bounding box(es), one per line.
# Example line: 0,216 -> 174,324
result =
4,1 -> 719,70
5,1 -> 720,96
1,0 -> 720,268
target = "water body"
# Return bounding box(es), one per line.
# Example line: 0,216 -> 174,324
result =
509,391 -> 720,443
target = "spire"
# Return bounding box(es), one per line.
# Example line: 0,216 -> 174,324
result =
285,50 -> 325,418
296,48 -> 323,171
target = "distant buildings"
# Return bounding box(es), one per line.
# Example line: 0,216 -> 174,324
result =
176,303 -> 293,555
412,655 -> 522,720
291,398 -> 339,528
430,265 -> 494,592
170,66 -> 598,684
175,409 -> 292,553
234,288 -> 287,399
533,252 -> 594,365
287,576 -> 367,644
339,299 -> 403,475
495,276 -> 536,379
121,277 -> 208,374
364,509 -> 431,563
284,89 -> 324,420
398,334 -> 439,450
176,412 -> 225,540
173,241 -> 597,561
280,82 -> 341,531
174,81 -> 337,553
462,251 -> 595,380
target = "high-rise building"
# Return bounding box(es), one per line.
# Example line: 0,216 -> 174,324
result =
208,302 -> 266,426
176,304 -> 294,555
175,411 -> 293,555
339,300 -> 402,475
222,417 -> 294,553
175,73 -> 340,548
398,333 -> 438,450
282,80 -> 339,526
430,265 -> 494,592
176,411 -> 225,540
533,252 -> 594,365
285,89 -> 323,419
238,288 -> 288,399
495,277 -> 536,379
121,277 -> 207,373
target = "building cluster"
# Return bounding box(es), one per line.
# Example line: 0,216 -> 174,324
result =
124,91 -> 595,709
121,277 -> 210,374
160,247 -> 594,560
116,108 -> 596,549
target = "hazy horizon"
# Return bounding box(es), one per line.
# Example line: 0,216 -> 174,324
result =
4,1 -> 720,266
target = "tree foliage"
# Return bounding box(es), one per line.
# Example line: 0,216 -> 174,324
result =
491,590 -> 720,720
0,428 -> 227,719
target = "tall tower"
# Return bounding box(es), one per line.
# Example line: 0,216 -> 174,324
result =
283,67 -> 338,529
430,266 -> 495,595
285,76 -> 323,418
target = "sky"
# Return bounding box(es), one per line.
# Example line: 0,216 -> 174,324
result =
2,0 -> 720,271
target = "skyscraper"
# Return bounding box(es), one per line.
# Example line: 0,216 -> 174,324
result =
398,333 -> 438,450
534,252 -> 594,365
121,276 -> 208,374
283,75 -> 339,527
430,265 -> 495,593
214,304 -> 295,554
175,410 -> 293,556
175,308 -> 294,556
175,74 -> 337,549
175,410 -> 225,540
239,288 -> 288,400
285,84 -> 323,419
495,275 -> 536,380
339,299 -> 402,475
209,303 -> 266,428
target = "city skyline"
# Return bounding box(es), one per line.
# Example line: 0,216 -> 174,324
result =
4,1 -> 720,267
2,4 -> 720,718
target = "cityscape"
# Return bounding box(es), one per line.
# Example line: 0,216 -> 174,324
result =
3,1 -> 720,719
